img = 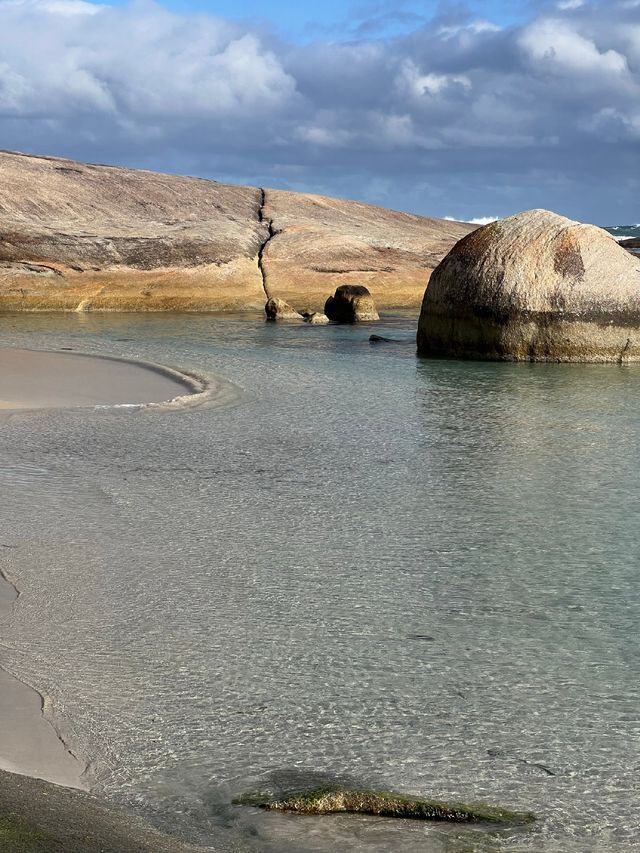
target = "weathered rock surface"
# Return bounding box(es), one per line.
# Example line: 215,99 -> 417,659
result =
417,209 -> 640,362
0,150 -> 267,312
265,297 -> 302,321
0,150 -> 473,312
260,189 -> 472,311
325,284 -> 379,323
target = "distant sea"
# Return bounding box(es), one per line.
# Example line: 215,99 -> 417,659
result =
605,224 -> 640,253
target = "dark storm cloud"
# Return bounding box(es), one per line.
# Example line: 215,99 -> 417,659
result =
0,0 -> 638,221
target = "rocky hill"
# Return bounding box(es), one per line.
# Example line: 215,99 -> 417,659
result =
0,150 -> 473,313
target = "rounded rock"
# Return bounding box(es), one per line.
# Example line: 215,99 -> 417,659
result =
304,312 -> 330,325
265,297 -> 303,321
417,209 -> 640,362
324,284 -> 379,323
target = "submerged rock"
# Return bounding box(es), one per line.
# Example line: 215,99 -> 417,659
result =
234,787 -> 535,824
325,284 -> 379,323
304,311 -> 330,325
417,209 -> 640,362
264,297 -> 303,321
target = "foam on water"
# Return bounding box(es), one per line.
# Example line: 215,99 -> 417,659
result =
0,313 -> 638,853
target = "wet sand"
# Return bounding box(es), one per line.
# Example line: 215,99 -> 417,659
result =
0,347 -> 197,410
0,569 -> 86,790
0,346 -> 200,792
0,668 -> 85,788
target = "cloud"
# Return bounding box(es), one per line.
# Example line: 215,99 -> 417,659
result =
518,18 -> 628,75
0,0 -> 638,223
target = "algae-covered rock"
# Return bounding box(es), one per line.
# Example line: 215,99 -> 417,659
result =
233,787 -> 535,825
417,209 -> 640,362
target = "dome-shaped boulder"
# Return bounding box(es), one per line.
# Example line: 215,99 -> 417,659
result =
417,209 -> 640,362
325,284 -> 379,323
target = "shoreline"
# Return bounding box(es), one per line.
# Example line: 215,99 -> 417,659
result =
0,567 -> 87,791
0,345 -> 219,790
0,345 -> 236,849
0,346 -> 210,412
0,346 -> 228,791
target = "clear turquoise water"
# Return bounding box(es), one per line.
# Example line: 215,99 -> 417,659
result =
0,312 -> 638,853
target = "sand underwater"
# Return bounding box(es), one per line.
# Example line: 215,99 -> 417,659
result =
0,311 -> 638,852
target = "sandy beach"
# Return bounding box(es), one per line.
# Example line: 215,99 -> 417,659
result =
0,345 -> 200,792
0,346 -> 217,849
0,347 -> 197,411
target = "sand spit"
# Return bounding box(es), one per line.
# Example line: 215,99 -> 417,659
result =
0,347 -> 207,411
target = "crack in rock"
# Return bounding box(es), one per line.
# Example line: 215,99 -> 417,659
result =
257,188 -> 278,300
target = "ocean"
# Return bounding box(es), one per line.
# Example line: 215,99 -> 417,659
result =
604,224 -> 640,253
0,305 -> 638,853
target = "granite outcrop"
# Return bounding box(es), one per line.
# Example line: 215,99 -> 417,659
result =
417,209 -> 640,362
0,150 -> 473,313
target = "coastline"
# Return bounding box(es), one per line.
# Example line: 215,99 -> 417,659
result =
0,346 -> 225,849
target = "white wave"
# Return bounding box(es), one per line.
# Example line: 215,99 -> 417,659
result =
444,215 -> 499,225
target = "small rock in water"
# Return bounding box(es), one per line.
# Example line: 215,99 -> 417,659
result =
620,237 -> 640,250
304,312 -> 330,325
369,334 -> 394,343
265,297 -> 303,321
325,284 -> 379,323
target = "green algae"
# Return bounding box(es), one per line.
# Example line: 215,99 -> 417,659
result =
233,787 -> 535,825
0,815 -> 52,851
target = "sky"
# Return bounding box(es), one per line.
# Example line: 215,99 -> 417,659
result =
0,0 -> 638,223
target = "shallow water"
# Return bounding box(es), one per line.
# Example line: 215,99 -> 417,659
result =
0,312 -> 638,853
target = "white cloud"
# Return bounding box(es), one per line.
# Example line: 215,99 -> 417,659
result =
0,0 -> 297,121
519,19 -> 628,75
399,63 -> 472,97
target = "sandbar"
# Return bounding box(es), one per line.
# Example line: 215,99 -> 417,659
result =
0,347 -> 197,410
